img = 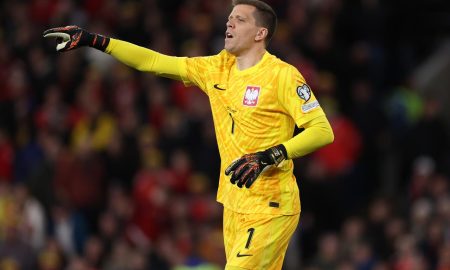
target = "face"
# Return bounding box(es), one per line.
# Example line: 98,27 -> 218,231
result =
225,4 -> 265,55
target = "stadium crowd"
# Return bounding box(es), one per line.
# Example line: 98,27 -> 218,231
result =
0,0 -> 449,269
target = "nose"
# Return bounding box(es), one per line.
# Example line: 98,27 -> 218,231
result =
226,19 -> 234,29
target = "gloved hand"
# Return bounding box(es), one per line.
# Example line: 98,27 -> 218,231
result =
225,145 -> 287,188
43,25 -> 110,52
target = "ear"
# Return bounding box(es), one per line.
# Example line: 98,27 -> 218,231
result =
255,28 -> 268,42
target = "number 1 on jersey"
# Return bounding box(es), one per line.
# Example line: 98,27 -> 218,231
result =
245,228 -> 255,249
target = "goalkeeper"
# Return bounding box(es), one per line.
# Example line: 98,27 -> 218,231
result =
44,0 -> 334,269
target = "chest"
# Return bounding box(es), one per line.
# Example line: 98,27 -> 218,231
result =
206,69 -> 279,114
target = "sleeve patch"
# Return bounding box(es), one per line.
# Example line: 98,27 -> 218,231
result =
302,100 -> 320,113
296,84 -> 311,101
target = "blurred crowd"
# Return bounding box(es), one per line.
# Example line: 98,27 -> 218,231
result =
0,0 -> 449,269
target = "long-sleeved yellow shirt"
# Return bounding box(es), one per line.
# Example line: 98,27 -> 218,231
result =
106,38 -> 334,214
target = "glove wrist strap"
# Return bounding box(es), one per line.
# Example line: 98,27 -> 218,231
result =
87,33 -> 110,52
266,144 -> 287,166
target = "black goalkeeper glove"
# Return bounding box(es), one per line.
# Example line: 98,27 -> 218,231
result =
43,25 -> 110,52
225,144 -> 287,188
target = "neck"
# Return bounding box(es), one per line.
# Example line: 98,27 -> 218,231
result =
235,46 -> 266,70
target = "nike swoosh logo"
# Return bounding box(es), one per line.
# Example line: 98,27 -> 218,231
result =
213,84 -> 226,91
237,251 -> 253,257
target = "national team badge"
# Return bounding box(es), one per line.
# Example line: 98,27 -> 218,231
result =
243,86 -> 260,106
296,84 -> 311,101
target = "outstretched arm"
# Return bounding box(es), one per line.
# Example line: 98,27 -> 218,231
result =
43,25 -> 187,81
105,38 -> 187,80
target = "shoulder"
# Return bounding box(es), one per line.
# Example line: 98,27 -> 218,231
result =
264,54 -> 308,92
216,49 -> 236,66
187,50 -> 235,67
266,52 -> 300,74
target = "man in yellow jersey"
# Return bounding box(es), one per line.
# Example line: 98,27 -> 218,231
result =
43,0 -> 334,269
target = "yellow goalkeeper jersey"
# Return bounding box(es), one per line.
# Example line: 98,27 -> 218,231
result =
106,39 -> 328,215
181,50 -> 325,215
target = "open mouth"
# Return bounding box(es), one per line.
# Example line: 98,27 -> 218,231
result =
225,32 -> 233,39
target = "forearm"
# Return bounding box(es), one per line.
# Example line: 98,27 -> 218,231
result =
225,116 -> 333,187
283,115 -> 334,159
105,38 -> 187,80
